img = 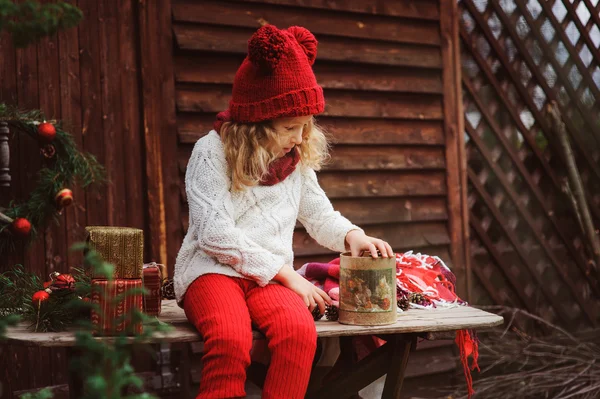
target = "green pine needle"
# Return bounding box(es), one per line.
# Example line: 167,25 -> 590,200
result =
0,0 -> 82,48
0,103 -> 106,254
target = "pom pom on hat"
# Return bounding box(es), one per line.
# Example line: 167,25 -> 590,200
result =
248,25 -> 288,71
287,26 -> 318,65
229,24 -> 325,122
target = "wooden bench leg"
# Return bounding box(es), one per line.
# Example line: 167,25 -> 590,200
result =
381,334 -> 417,399
308,338 -> 392,399
66,347 -> 83,399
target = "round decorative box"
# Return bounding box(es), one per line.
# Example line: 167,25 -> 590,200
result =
339,252 -> 397,326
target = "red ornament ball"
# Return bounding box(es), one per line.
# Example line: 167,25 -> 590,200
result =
32,290 -> 50,305
51,272 -> 76,291
11,217 -> 31,238
37,122 -> 56,143
55,188 -> 74,209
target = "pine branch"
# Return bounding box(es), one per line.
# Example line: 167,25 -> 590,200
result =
0,0 -> 82,48
0,103 -> 106,253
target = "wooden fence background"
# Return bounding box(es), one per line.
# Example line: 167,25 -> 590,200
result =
459,0 -> 600,329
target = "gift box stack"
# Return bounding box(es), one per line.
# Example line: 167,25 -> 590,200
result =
86,226 -> 146,335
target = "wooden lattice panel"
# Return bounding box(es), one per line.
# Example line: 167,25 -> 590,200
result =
459,0 -> 600,329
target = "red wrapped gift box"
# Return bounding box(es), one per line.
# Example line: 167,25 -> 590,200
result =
142,263 -> 162,316
91,279 -> 143,335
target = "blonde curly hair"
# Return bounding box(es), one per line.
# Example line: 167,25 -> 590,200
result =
219,117 -> 329,191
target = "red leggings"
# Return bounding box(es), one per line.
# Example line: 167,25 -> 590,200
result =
184,274 -> 317,399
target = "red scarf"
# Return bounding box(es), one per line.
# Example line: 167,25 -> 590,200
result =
214,110 -> 300,186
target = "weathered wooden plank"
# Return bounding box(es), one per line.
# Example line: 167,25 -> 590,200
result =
36,29 -> 66,390
3,301 -> 504,346
177,114 -> 445,145
232,0 -> 440,20
181,196 -> 448,234
57,8 -> 85,270
16,37 -> 46,396
37,32 -> 67,280
174,54 -> 443,94
16,29 -> 47,319
79,0 -> 108,226
326,146 -> 445,171
293,222 -> 451,256
173,25 -> 442,68
98,0 -> 126,226
172,1 -> 440,45
440,0 -> 467,300
176,168 -> 446,198
139,0 -> 181,270
178,144 -> 444,172
176,85 -> 444,120
118,0 -> 145,232
330,197 -> 448,225
318,171 -> 447,198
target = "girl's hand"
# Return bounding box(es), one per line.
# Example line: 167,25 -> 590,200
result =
274,266 -> 332,314
345,229 -> 394,258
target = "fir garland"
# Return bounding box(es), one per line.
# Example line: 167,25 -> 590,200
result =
0,264 -> 91,332
0,0 -> 82,48
0,103 -> 106,254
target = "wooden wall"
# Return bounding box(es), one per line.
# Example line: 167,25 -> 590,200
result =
172,0 -> 469,297
0,0 -> 178,396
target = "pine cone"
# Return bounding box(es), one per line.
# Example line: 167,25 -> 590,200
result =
409,292 -> 429,307
325,305 -> 339,321
397,296 -> 410,311
161,279 -> 176,300
312,306 -> 323,321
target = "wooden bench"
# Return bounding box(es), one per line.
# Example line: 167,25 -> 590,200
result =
5,300 -> 503,398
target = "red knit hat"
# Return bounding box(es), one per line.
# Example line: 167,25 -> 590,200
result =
229,25 -> 325,123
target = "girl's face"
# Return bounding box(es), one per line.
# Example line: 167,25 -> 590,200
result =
270,115 -> 313,158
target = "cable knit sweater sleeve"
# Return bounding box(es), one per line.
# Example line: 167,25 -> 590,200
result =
297,166 -> 362,253
185,140 -> 285,286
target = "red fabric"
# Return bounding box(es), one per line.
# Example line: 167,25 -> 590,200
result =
184,274 -> 317,399
214,110 -> 301,186
456,330 -> 480,399
229,25 -> 325,123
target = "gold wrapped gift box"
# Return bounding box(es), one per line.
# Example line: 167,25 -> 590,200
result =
85,226 -> 144,279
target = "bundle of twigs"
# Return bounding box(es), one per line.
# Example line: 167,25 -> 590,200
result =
447,306 -> 600,399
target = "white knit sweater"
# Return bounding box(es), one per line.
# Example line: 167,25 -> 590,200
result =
173,130 -> 360,305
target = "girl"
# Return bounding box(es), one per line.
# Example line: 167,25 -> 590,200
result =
174,25 -> 393,399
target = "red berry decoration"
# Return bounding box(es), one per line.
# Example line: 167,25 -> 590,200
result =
11,217 -> 31,238
55,188 -> 74,209
37,122 -> 56,143
32,290 -> 50,306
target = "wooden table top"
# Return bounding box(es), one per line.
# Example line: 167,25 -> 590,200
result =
4,300 -> 504,347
